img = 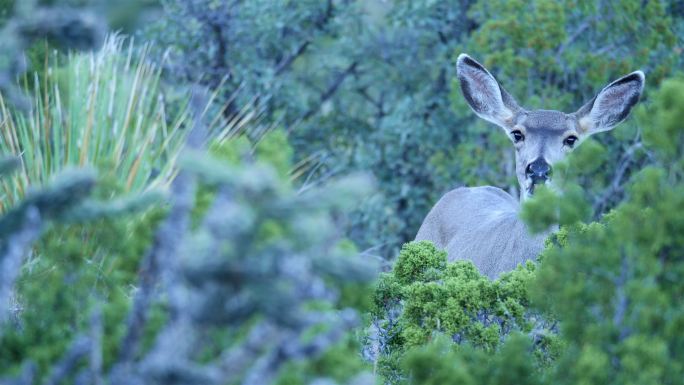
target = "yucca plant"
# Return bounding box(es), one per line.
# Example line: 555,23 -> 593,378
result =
0,35 -> 194,211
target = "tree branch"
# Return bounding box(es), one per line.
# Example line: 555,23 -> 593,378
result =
301,61 -> 358,121
275,40 -> 311,76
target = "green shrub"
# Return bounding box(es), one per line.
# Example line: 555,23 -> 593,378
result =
0,208 -> 165,374
393,76 -> 684,385
373,241 -> 559,382
401,333 -> 543,385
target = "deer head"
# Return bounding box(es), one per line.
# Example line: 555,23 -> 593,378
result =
456,54 -> 645,200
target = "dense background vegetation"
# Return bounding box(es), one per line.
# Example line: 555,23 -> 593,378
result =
0,1 -> 683,384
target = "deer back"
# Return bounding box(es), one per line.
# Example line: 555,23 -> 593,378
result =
415,186 -> 550,279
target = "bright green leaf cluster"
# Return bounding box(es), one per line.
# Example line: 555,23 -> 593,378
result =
373,241 -> 559,381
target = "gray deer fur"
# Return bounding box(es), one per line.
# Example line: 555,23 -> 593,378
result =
415,53 -> 645,279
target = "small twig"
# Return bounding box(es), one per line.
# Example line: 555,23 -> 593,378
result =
275,40 -> 311,76
300,61 -> 358,121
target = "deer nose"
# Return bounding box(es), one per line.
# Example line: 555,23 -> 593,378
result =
526,158 -> 551,184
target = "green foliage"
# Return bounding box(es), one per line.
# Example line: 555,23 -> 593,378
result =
0,162 -> 164,382
640,76 -> 684,164
0,0 -> 13,26
151,0 -> 684,259
133,146 -> 378,385
392,241 -> 447,284
193,128 -> 294,227
209,128 -> 294,180
19,0 -> 157,33
401,334 -> 543,385
0,188 -> 165,375
0,35 -> 182,381
1,119 -> 373,384
274,336 -> 369,385
254,129 -> 294,179
373,241 -> 558,381
521,184 -> 592,234
525,80 -> 684,383
465,0 -> 677,103
3,3 -> 684,385
0,36 -> 187,210
392,78 -> 684,385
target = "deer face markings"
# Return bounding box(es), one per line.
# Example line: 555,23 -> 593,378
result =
507,110 -> 581,197
456,54 -> 644,201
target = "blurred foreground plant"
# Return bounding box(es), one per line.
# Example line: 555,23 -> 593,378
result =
0,96 -> 378,385
0,1 -> 106,108
107,148 -> 377,385
0,35 -> 188,210
0,155 -> 161,329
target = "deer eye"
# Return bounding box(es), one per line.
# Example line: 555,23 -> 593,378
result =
564,135 -> 578,148
511,130 -> 525,143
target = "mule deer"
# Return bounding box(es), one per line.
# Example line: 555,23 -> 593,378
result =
415,54 -> 645,278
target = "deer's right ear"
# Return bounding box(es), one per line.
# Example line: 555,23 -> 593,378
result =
457,54 -> 520,128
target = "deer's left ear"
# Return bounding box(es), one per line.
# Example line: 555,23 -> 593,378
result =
574,71 -> 645,135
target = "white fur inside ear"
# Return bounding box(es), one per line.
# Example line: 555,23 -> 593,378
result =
578,115 -> 593,133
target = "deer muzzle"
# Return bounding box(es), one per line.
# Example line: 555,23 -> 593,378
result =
526,158 -> 552,186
